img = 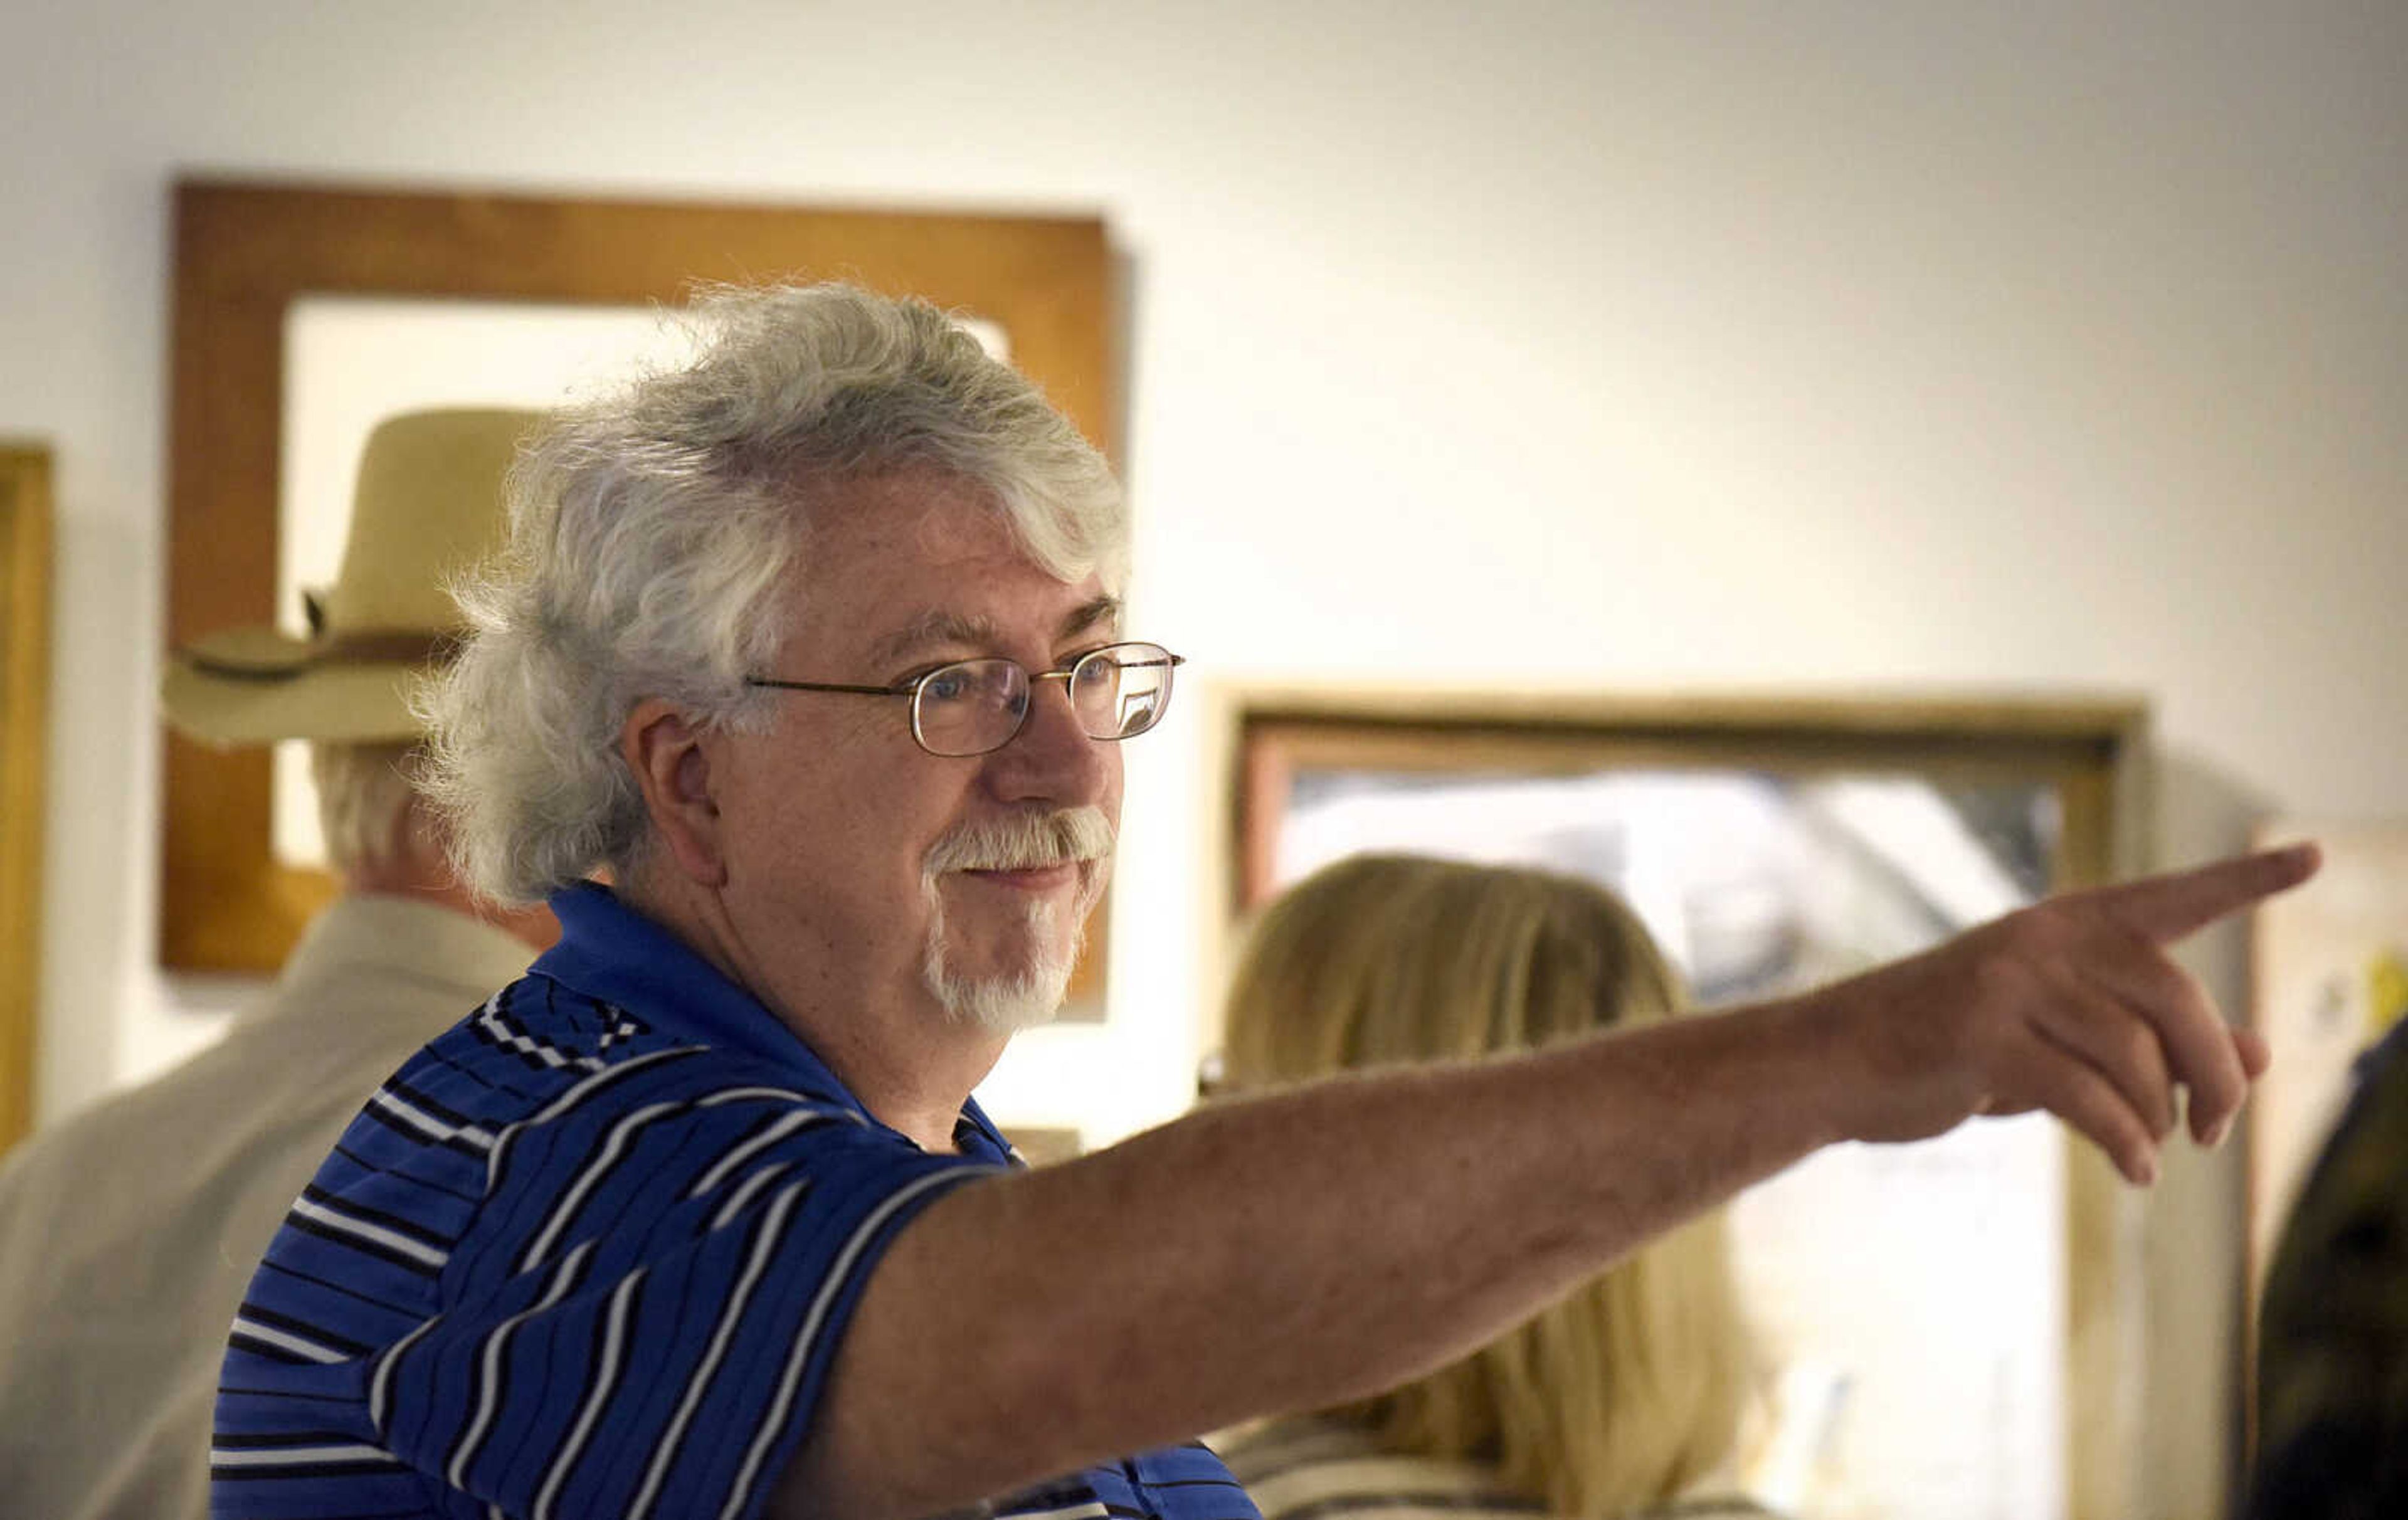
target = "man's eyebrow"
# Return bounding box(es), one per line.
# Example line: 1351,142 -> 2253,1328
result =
1061,595 -> 1122,641
870,610 -> 1001,665
869,596 -> 1122,667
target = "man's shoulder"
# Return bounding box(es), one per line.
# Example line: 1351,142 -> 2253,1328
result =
407,971 -> 853,1106
352,971 -> 877,1183
255,978 -> 909,1344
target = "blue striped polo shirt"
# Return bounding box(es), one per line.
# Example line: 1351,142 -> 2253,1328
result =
212,882 -> 1259,1520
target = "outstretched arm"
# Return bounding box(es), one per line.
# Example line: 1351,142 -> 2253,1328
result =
778,843 -> 2316,1520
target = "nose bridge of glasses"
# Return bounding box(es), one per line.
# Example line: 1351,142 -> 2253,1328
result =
955,664 -> 1079,766
1027,664 -> 1095,729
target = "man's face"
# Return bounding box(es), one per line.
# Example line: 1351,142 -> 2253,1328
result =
709,470 -> 1124,1035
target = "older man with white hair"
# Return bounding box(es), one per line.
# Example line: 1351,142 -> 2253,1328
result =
213,283 -> 2316,1520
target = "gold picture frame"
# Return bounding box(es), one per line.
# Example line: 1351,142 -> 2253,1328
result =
164,178 -> 1118,1011
0,445 -> 52,1155
1214,683 -> 2152,1520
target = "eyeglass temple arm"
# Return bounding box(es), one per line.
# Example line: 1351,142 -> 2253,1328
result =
742,677 -> 907,696
749,652 -> 1183,695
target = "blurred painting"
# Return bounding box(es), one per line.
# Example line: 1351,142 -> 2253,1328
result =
162,179 -> 1116,1000
2247,821 -> 2408,1297
1227,691 -> 2147,1520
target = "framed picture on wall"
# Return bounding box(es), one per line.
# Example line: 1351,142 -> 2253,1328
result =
0,444 -> 51,1155
164,178 -> 1119,1016
1215,684 -> 2152,1520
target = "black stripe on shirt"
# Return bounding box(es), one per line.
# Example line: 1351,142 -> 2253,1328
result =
360,1094 -> 495,1160
623,1178 -> 809,1512
299,1183 -> 458,1252
468,1007 -> 581,1074
332,1141 -> 486,1206
216,1385 -> 357,1405
213,1428 -> 372,1450
227,1332 -> 320,1366
211,1460 -> 410,1482
235,1301 -> 376,1358
423,1038 -> 549,1103
527,1265 -> 647,1519
283,1211 -> 446,1280
381,1074 -> 480,1131
441,1237 -> 596,1491
512,1097 -> 688,1274
480,1045 -> 704,1210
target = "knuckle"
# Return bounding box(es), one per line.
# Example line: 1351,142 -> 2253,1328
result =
2001,902 -> 2066,951
2118,928 -> 2178,990
2193,1065 -> 2244,1109
2116,1022 -> 2165,1081
1967,939 -> 2036,1010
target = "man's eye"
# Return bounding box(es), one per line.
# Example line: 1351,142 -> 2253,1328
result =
919,669 -> 971,703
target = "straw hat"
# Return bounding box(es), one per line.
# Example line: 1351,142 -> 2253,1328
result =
161,406 -> 543,747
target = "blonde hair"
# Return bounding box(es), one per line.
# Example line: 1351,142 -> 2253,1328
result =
310,741 -> 425,877
1219,854 -> 1753,1519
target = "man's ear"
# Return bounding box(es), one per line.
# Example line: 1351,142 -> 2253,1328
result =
620,699 -> 729,887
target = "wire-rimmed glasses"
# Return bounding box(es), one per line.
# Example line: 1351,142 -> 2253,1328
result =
746,640 -> 1185,758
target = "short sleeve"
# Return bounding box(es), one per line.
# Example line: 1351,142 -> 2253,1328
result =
372,1067 -> 999,1520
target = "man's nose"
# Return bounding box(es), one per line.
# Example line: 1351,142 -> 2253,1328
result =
986,675 -> 1112,805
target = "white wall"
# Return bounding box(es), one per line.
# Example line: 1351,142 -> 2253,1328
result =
5,3 -> 2402,1515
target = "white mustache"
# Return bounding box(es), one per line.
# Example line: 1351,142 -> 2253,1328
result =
924,807 -> 1116,875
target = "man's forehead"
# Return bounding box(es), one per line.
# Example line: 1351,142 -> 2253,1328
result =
786,471 -> 1119,656
869,596 -> 1122,664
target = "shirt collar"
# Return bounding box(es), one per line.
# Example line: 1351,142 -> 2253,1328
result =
532,881 -> 1013,1161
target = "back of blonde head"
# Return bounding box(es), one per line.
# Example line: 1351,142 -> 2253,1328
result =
1219,855 -> 1752,1519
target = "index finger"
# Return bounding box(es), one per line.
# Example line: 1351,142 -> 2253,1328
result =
2098,843 -> 2321,944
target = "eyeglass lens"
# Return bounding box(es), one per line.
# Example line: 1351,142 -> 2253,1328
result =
912,642 -> 1177,757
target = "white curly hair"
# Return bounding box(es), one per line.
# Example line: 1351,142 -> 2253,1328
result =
417,282 -> 1127,904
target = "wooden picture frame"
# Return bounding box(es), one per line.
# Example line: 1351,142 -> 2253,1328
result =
0,445 -> 52,1155
1215,684 -> 2152,1520
164,179 -> 1118,1011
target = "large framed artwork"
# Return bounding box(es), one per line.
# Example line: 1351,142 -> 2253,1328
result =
0,445 -> 51,1154
1218,685 -> 2152,1520
164,179 -> 1117,1015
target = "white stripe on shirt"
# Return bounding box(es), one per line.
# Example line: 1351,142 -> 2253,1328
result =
627,1178 -> 809,1519
211,1443 -> 394,1468
290,1195 -> 450,1270
531,1266 -> 645,1520
687,1109 -> 835,1197
228,1316 -> 353,1365
446,1239 -> 598,1489
517,1100 -> 685,1271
